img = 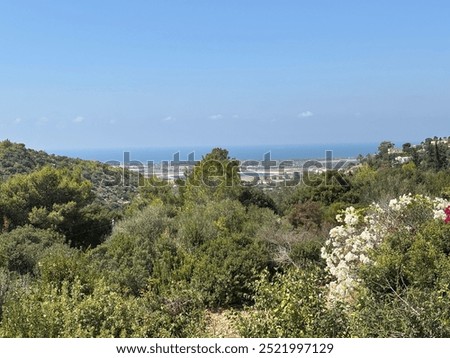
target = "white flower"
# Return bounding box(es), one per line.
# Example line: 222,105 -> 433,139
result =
359,254 -> 371,264
434,210 -> 446,221
389,198 -> 399,210
343,207 -> 359,226
322,194 -> 449,303
344,252 -> 358,262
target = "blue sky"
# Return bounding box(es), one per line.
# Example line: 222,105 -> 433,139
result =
0,0 -> 449,150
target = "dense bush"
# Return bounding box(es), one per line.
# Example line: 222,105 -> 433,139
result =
0,226 -> 65,275
236,268 -> 348,337
0,278 -> 205,338
90,205 -> 172,295
321,194 -> 450,337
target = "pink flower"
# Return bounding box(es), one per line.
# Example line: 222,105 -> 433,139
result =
445,206 -> 450,224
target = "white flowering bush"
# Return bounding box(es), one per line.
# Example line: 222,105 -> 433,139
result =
321,194 -> 450,303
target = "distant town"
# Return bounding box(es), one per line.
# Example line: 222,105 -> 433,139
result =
115,155 -> 359,188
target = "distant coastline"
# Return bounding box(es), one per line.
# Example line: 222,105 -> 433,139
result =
51,143 -> 378,164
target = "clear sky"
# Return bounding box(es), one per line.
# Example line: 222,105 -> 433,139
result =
0,0 -> 449,150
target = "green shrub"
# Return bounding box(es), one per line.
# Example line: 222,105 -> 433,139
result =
236,268 -> 348,337
0,226 -> 65,275
90,205 -> 172,295
0,278 -> 205,338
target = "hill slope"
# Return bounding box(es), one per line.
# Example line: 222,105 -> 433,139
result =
0,140 -> 136,210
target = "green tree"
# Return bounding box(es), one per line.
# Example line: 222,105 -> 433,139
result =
376,141 -> 395,163
183,148 -> 241,205
0,166 -> 112,247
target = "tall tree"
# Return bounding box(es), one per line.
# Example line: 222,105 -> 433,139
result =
183,148 -> 241,205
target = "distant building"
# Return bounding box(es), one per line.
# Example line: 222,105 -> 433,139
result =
430,137 -> 450,146
395,156 -> 411,164
388,147 -> 403,155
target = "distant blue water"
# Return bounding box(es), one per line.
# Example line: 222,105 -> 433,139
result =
51,143 -> 378,164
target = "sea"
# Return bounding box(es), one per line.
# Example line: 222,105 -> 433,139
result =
50,143 -> 378,164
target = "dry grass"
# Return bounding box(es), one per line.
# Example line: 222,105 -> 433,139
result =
204,309 -> 241,338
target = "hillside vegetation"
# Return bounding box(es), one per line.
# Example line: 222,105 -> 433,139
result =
0,138 -> 449,337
